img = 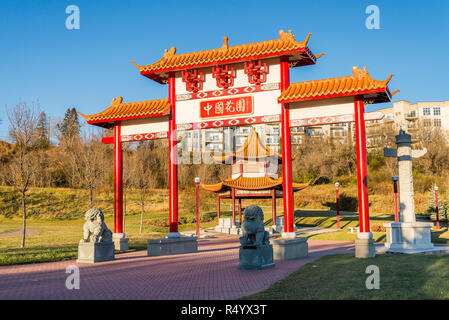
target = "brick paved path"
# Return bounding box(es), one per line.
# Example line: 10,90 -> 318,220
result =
0,238 -> 356,300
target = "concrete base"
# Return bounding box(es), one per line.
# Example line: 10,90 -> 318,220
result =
147,237 -> 198,256
166,232 -> 181,238
217,218 -> 241,228
383,221 -> 434,253
214,226 -> 241,234
271,236 -> 308,260
77,241 -> 115,263
113,237 -> 129,251
355,235 -> 376,258
377,245 -> 449,254
238,244 -> 275,270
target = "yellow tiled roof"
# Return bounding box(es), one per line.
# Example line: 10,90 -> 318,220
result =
131,30 -> 322,82
200,175 -> 310,192
214,127 -> 282,163
278,66 -> 396,103
79,96 -> 170,125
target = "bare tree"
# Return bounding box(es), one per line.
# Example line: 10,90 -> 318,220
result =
4,102 -> 39,248
74,132 -> 106,209
130,141 -> 153,233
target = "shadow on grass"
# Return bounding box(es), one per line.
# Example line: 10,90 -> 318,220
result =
242,253 -> 449,300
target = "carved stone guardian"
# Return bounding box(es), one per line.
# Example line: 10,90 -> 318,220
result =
77,208 -> 115,263
238,205 -> 274,270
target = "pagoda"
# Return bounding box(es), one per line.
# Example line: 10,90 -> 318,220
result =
201,127 -> 309,231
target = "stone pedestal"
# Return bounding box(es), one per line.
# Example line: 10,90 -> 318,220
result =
355,233 -> 376,258
77,241 -> 115,263
272,236 -> 308,260
214,218 -> 241,234
238,244 -> 275,270
147,236 -> 198,256
383,222 -> 434,253
113,233 -> 129,251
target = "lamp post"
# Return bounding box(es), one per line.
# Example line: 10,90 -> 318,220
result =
392,176 -> 399,222
435,185 -> 440,230
335,182 -> 340,229
194,177 -> 201,236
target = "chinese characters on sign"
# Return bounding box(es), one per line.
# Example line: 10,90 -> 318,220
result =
200,96 -> 253,119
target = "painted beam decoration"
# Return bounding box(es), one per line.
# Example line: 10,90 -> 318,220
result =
290,111 -> 384,127
199,96 -> 253,119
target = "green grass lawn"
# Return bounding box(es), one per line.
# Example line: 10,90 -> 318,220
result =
242,253 -> 449,300
0,211 -> 222,266
1,186 -> 448,266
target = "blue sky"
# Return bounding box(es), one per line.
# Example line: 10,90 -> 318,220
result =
0,0 -> 448,141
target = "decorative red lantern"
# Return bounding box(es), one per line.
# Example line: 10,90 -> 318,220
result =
244,59 -> 268,85
181,69 -> 204,92
212,64 -> 234,89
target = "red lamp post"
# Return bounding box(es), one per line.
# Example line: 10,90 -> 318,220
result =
435,185 -> 440,230
335,182 -> 340,229
194,177 -> 201,236
392,176 -> 399,222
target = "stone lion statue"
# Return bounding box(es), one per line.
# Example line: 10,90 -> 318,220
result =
239,205 -> 270,246
82,208 -> 113,243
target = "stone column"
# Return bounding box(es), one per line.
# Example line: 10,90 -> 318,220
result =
383,130 -> 434,253
396,131 -> 415,223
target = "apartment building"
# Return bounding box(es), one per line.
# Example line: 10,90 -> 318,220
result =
180,123 -> 307,154
180,101 -> 449,154
370,100 -> 449,131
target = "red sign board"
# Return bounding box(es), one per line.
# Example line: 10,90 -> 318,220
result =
199,96 -> 253,119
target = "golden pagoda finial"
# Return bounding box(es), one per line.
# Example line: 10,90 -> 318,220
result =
221,36 -> 229,50
352,66 -> 369,79
303,32 -> 312,46
391,89 -> 400,96
130,60 -> 142,70
279,29 -> 295,41
163,47 -> 177,58
77,111 -> 88,119
385,73 -> 395,84
111,96 -> 123,107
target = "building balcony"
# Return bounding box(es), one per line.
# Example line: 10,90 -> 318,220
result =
405,113 -> 418,119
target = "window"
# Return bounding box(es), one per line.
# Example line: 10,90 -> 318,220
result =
434,107 -> 441,116
423,107 -> 430,116
434,118 -> 442,127
424,119 -> 432,127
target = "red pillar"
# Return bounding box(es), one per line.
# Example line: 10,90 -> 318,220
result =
114,121 -> 123,234
272,189 -> 277,226
238,198 -> 242,225
168,72 -> 179,234
354,96 -> 371,234
435,186 -> 440,230
232,188 -> 236,227
195,180 -> 200,236
393,176 -> 399,222
217,195 -> 221,224
335,183 -> 340,229
280,56 -> 294,236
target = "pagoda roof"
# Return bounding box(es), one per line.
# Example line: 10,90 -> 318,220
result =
278,66 -> 399,104
78,96 -> 170,128
200,175 -> 310,193
214,127 -> 296,164
131,30 -> 323,84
